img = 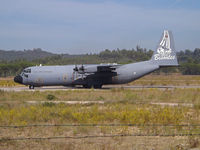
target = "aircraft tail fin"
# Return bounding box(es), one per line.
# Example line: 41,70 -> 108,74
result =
151,30 -> 178,67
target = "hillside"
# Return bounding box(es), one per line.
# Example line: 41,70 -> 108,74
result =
0,47 -> 200,76
0,48 -> 56,61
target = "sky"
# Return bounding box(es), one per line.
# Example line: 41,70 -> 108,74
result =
0,0 -> 200,54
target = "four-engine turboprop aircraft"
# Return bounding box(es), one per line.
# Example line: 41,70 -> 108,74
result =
14,30 -> 178,89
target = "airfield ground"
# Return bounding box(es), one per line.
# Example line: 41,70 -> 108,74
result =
0,74 -> 200,150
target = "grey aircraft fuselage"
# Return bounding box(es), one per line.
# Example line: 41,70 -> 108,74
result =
14,30 -> 179,89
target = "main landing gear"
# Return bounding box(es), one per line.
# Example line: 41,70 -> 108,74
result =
83,84 -> 102,89
29,85 -> 35,89
93,84 -> 102,89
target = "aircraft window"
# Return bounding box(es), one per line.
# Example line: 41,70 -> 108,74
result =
24,74 -> 28,78
23,69 -> 31,73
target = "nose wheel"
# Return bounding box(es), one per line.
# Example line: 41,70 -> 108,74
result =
29,85 -> 35,89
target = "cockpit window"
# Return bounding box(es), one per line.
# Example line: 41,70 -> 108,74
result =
24,74 -> 28,78
23,69 -> 31,73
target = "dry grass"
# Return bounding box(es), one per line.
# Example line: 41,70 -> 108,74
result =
129,74 -> 200,86
1,136 -> 198,150
0,88 -> 199,104
0,102 -> 199,149
0,74 -> 200,150
0,77 -> 21,87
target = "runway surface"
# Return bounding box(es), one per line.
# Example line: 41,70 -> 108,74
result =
0,85 -> 200,92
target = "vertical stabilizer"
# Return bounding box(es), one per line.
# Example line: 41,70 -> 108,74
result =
151,30 -> 178,66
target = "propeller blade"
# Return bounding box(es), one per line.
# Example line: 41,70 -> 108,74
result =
73,64 -> 78,71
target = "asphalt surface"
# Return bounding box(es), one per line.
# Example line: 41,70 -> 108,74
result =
0,85 -> 200,92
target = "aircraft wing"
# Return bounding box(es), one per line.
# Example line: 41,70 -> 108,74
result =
97,64 -> 120,72
72,64 -> 119,83
78,63 -> 120,74
73,63 -> 120,80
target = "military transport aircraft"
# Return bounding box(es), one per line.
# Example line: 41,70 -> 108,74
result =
14,30 -> 178,89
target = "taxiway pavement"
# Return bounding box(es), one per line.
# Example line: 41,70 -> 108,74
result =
0,85 -> 200,92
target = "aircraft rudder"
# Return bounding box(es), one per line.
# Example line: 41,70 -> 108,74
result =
151,30 -> 178,67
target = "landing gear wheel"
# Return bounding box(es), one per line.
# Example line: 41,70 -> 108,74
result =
29,85 -> 34,89
93,84 -> 102,89
83,85 -> 92,89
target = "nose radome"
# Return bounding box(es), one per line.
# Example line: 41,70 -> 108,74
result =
14,75 -> 23,84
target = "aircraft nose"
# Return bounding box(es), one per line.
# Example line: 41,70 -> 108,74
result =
14,75 -> 23,84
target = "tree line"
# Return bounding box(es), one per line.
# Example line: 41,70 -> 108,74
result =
0,47 -> 200,77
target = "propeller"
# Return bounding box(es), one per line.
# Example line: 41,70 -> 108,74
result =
79,64 -> 85,72
73,64 -> 78,72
